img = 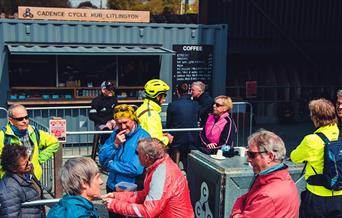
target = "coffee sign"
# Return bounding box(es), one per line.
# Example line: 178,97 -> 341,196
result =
18,6 -> 150,23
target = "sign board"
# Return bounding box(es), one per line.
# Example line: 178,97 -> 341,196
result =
172,45 -> 213,99
245,81 -> 257,98
49,119 -> 67,143
18,6 -> 150,23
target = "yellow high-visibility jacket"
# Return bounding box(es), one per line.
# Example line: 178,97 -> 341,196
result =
291,123 -> 342,196
136,99 -> 169,145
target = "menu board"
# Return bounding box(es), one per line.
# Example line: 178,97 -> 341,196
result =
172,45 -> 213,98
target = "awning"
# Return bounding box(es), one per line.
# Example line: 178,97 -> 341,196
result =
6,43 -> 175,56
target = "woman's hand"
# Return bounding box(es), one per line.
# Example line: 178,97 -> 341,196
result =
207,143 -> 217,149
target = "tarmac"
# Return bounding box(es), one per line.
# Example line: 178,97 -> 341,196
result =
253,121 -> 314,154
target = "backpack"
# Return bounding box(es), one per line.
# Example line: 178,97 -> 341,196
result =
307,132 -> 342,190
1,126 -> 40,145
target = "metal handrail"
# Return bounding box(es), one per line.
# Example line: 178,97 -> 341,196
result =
66,128 -> 203,135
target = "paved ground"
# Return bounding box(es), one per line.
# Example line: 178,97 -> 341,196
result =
253,121 -> 313,154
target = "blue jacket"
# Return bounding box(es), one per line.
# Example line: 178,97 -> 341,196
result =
47,195 -> 99,218
166,95 -> 199,149
99,124 -> 150,190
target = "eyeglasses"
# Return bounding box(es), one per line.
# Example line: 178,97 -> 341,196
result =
11,115 -> 29,121
246,150 -> 267,159
214,102 -> 224,107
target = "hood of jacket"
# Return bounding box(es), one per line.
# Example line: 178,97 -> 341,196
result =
48,195 -> 99,218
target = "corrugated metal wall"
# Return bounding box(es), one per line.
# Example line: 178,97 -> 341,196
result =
207,0 -> 342,41
0,19 -> 227,127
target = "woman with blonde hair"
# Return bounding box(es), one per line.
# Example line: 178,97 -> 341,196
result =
199,95 -> 237,154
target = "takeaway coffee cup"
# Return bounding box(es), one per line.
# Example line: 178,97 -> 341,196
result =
216,149 -> 223,157
235,147 -> 246,157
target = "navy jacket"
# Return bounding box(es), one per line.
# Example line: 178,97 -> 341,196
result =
47,195 -> 99,218
193,92 -> 214,126
0,172 -> 44,218
167,95 -> 200,149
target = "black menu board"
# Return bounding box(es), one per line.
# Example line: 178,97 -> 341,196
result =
172,45 -> 213,99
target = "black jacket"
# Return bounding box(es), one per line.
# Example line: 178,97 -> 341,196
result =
0,172 -> 44,218
193,92 -> 214,127
166,95 -> 199,149
89,94 -> 117,126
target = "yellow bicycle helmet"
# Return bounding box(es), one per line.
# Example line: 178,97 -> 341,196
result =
144,79 -> 170,98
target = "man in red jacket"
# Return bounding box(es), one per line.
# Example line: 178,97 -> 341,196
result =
102,137 -> 194,218
230,130 -> 299,218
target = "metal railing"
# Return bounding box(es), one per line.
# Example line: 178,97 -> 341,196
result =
29,102 -> 252,158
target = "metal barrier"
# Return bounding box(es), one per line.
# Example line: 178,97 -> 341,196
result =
0,107 -> 8,127
29,119 -> 54,196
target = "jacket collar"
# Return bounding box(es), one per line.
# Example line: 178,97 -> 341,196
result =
143,99 -> 161,113
146,154 -> 169,172
254,164 -> 289,186
5,123 -> 35,137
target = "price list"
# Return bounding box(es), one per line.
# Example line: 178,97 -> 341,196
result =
172,45 -> 213,98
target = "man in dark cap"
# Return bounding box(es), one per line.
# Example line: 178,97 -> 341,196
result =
89,81 -> 117,159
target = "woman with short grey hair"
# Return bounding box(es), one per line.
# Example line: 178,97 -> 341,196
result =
47,157 -> 103,218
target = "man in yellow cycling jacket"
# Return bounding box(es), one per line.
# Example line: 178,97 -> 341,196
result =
136,79 -> 173,146
0,104 -> 59,180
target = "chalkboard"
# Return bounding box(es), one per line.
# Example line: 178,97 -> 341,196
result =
172,45 -> 213,99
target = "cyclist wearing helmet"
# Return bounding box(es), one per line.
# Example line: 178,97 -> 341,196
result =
136,79 -> 173,145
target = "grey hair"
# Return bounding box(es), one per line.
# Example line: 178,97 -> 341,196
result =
60,157 -> 99,195
138,137 -> 165,163
337,90 -> 342,98
8,104 -> 26,118
191,81 -> 205,93
247,129 -> 286,162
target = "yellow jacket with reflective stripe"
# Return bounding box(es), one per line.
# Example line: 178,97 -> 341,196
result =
136,99 -> 169,145
0,124 -> 60,180
290,124 -> 342,196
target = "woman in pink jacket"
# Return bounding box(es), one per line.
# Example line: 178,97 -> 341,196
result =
200,95 -> 237,154
230,130 -> 299,218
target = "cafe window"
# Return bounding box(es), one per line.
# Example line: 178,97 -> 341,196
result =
9,55 -> 56,86
9,55 -> 161,87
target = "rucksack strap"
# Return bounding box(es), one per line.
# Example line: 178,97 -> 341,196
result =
1,127 -> 10,145
137,109 -> 151,119
306,132 -> 329,186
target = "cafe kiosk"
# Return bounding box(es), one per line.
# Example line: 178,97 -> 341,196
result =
0,7 -> 227,115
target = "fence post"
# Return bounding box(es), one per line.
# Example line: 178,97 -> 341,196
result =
54,144 -> 63,198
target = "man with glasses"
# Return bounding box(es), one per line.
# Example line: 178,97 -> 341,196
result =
230,130 -> 299,218
136,79 -> 173,146
0,104 -> 59,180
99,104 -> 150,218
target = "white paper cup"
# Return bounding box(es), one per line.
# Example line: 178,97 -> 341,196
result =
235,147 -> 246,157
216,149 -> 223,157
